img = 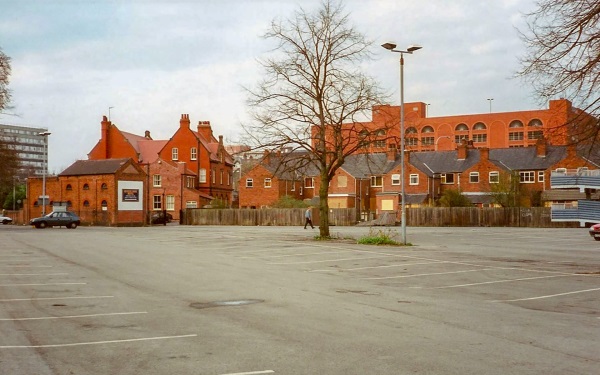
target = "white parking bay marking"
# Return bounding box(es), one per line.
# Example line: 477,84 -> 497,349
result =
0,312 -> 147,321
220,371 -> 275,375
0,282 -> 86,286
363,267 -> 516,280
490,287 -> 600,302
0,295 -> 114,302
426,274 -> 572,289
0,334 -> 197,349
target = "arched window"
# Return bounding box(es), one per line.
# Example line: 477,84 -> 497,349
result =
405,127 -> 417,134
455,123 -> 469,131
101,200 -> 108,208
528,119 -> 543,127
509,120 -> 524,128
473,122 -> 487,130
66,184 -> 72,191
83,200 -> 90,207
83,183 -> 90,190
101,183 -> 108,190
376,129 -> 386,136
421,126 -> 434,133
359,129 -> 369,137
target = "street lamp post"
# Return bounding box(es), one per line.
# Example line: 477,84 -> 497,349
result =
39,131 -> 51,215
382,42 -> 422,245
487,98 -> 493,113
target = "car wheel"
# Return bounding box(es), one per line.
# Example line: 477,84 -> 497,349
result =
2,220 -> 8,225
38,222 -> 47,229
69,222 -> 78,229
594,237 -> 600,241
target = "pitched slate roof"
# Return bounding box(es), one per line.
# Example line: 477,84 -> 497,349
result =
409,150 -> 480,176
59,158 -> 132,176
340,153 -> 400,178
488,146 -> 566,171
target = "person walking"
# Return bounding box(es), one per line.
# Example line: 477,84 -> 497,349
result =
304,206 -> 315,229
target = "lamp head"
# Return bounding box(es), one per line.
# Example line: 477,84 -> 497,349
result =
381,42 -> 397,50
407,45 -> 422,52
38,131 -> 51,136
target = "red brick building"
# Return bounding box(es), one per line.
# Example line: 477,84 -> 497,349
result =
239,99 -> 600,213
27,158 -> 147,226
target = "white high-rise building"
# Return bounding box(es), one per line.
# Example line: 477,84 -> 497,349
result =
0,123 -> 49,178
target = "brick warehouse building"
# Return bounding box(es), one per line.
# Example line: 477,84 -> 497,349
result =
27,159 -> 147,226
239,99 -> 600,213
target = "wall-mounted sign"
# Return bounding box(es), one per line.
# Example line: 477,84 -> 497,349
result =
122,189 -> 139,202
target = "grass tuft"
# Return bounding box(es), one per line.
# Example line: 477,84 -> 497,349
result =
357,228 -> 406,246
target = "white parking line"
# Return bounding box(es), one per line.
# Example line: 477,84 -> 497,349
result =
0,265 -> 52,268
243,250 -> 348,259
269,255 -> 394,265
0,273 -> 68,276
0,334 -> 197,349
0,295 -> 114,302
310,260 -> 446,272
425,275 -> 573,289
364,267 -> 517,280
0,282 -> 86,286
0,312 -> 148,321
220,371 -> 275,375
490,287 -> 600,302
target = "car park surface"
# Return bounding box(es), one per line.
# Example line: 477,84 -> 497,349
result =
0,225 -> 598,374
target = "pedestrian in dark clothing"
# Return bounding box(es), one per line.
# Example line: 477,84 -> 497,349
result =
304,206 -> 314,229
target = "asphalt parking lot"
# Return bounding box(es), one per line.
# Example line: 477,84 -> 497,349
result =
0,224 -> 598,374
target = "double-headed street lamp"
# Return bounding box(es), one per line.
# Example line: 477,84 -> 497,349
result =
39,131 -> 51,215
382,42 -> 422,245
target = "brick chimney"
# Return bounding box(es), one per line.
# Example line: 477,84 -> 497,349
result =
457,139 -> 468,160
180,114 -> 190,129
197,120 -> 213,140
100,115 -> 110,158
535,137 -> 547,157
263,149 -> 270,164
480,147 -> 489,161
386,146 -> 396,161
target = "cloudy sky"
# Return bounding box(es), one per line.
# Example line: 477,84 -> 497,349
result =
1,0 -> 541,172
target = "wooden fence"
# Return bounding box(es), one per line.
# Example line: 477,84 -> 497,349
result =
183,207 -> 580,228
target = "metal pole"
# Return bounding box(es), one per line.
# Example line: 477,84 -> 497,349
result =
42,136 -> 47,215
400,54 -> 407,245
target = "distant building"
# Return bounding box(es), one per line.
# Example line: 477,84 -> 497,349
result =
0,123 -> 49,179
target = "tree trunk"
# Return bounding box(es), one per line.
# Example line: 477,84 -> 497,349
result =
318,170 -> 330,237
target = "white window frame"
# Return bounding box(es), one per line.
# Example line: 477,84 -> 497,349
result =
166,195 -> 175,211
190,147 -> 197,160
409,174 -> 419,185
537,171 -> 545,182
469,172 -> 479,183
186,201 -> 198,208
153,195 -> 162,210
264,178 -> 272,188
305,177 -> 314,188
199,168 -> 207,183
171,147 -> 179,161
520,171 -> 535,183
212,169 -> 216,184
489,171 -> 499,184
391,174 -> 401,185
246,178 -> 253,188
153,174 -> 161,187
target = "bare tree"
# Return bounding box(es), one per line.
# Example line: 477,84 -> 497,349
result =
244,0 -> 390,237
517,0 -> 599,141
0,47 -> 11,112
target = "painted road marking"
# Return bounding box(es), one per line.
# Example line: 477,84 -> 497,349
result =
220,371 -> 275,375
269,255 -> 394,265
0,295 -> 114,302
491,287 -> 600,302
422,275 -> 573,289
0,334 -> 197,349
0,265 -> 52,268
363,267 -> 519,280
0,312 -> 148,321
310,260 -> 445,272
0,282 -> 86,286
0,273 -> 68,276
243,250 -> 349,259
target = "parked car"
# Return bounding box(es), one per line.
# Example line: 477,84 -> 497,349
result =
151,211 -> 172,224
30,211 -> 81,229
0,215 -> 13,225
589,223 -> 600,241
